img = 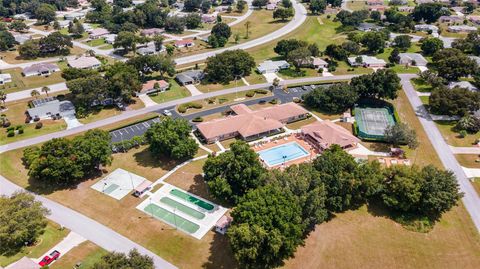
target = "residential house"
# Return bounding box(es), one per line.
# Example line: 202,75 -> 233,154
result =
175,70 -> 204,85
266,3 -> 277,10
202,12 -> 218,24
257,60 -> 290,74
311,57 -> 328,69
64,12 -> 85,21
448,81 -> 478,91
12,34 -> 31,44
301,121 -> 360,151
4,257 -> 39,269
104,34 -> 117,44
467,15 -> 480,24
0,73 -> 12,85
215,215 -> 233,235
416,0 -> 433,3
13,13 -> 31,20
368,5 -> 386,12
448,25 -> 478,33
398,6 -> 414,12
67,56 -> 101,69
415,24 -> 439,32
439,15 -> 464,23
357,22 -> 384,32
138,80 -> 170,95
469,55 -> 480,66
27,98 -> 76,120
137,43 -> 158,55
398,53 -> 428,66
89,28 -> 110,39
174,39 -> 195,48
22,63 -> 60,77
196,103 -> 309,143
367,0 -> 383,5
347,55 -> 386,68
140,28 -> 164,37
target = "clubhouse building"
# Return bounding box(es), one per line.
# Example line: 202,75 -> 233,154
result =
196,103 -> 309,143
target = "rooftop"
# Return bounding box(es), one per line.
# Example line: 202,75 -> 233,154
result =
301,121 -> 360,150
67,56 -> 101,69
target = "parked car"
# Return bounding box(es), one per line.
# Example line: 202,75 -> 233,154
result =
163,109 -> 172,116
39,250 -> 60,266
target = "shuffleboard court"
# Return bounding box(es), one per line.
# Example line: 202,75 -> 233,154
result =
355,106 -> 396,140
160,197 -> 205,219
170,189 -> 214,211
144,204 -> 200,233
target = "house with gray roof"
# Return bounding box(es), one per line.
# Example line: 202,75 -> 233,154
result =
67,56 -> 101,69
257,60 -> 290,74
448,25 -> 478,33
448,81 -> 478,92
137,43 -> 159,55
415,24 -> 439,32
27,98 -> 76,120
357,22 -> 384,32
175,70 -> 205,85
13,34 -> 31,44
22,63 -> 60,77
0,73 -> 12,85
469,55 -> 480,66
347,55 -> 386,68
64,12 -> 85,21
399,53 -> 428,66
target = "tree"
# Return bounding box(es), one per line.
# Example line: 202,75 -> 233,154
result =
184,0 -> 202,11
313,145 -> 362,212
421,37 -> 444,56
164,16 -> 186,33
361,31 -> 386,53
152,34 -> 164,51
0,31 -> 16,51
282,0 -> 292,8
325,44 -> 348,60
113,31 -> 138,53
185,13 -> 202,29
327,0 -> 342,6
203,141 -> 266,203
287,47 -> 312,70
393,35 -> 412,51
350,69 -> 401,100
412,3 -> 449,23
201,0 -> 212,13
389,48 -> 400,64
61,68 -> 99,81
303,83 -> 358,113
18,40 -> 40,59
237,0 -> 247,12
0,90 -> 6,108
34,4 -> 56,24
93,249 -> 154,269
336,10 -> 369,26
252,0 -> 268,8
8,21 -> 29,32
127,54 -> 176,78
244,21 -> 251,38
41,86 -> 50,97
0,192 -> 50,254
228,184 -> 305,269
38,32 -> 73,56
104,62 -> 142,102
370,10 -> 381,21
384,123 -> 418,149
273,7 -> 294,21
432,48 -> 478,81
67,75 -> 109,109
309,0 -> 327,15
113,0 -> 133,8
429,86 -> 480,116
145,117 -> 198,160
68,20 -> 85,37
30,89 -> 40,99
204,50 -> 256,83
274,39 -> 308,57
381,165 -> 423,212
341,41 -> 360,56
209,22 -> 231,47
456,115 -> 480,133
72,129 -> 112,172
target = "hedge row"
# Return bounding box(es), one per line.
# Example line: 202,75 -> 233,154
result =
112,135 -> 146,152
178,102 -> 203,113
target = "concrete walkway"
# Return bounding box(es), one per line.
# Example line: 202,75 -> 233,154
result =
463,167 -> 480,178
185,84 -> 203,96
138,94 -> 157,107
33,232 -> 86,264
348,143 -> 390,157
450,145 -> 480,154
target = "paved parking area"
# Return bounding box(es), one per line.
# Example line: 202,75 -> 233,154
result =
110,117 -> 160,143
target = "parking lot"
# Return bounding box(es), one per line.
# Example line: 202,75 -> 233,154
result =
110,117 -> 160,143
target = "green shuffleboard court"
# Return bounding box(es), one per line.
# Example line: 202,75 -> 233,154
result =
160,197 -> 205,219
144,204 -> 200,233
170,189 -> 214,211
104,184 -> 119,194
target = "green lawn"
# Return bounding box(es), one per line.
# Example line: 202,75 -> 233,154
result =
0,68 -> 65,94
50,242 -> 108,269
0,221 -> 69,267
85,38 -> 106,47
435,120 -> 480,147
149,80 -> 191,103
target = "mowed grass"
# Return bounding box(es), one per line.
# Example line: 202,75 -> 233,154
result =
0,68 -> 65,94
282,204 -> 480,269
50,241 -> 108,269
0,98 -> 66,145
0,146 -> 237,269
455,154 -> 480,169
149,80 -> 191,104
77,97 -> 145,125
435,121 -> 479,147
0,46 -> 86,64
0,221 -> 69,267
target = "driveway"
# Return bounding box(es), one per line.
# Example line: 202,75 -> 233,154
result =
138,94 -> 157,107
449,145 -> 480,155
33,232 -> 86,264
64,114 -> 83,129
185,84 -> 203,96
400,74 -> 480,232
263,73 -> 283,83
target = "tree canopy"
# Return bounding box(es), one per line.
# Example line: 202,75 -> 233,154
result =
421,37 -> 444,56
411,3 -> 450,23
92,249 -> 154,269
204,50 -> 256,83
350,69 -> 401,100
303,83 -> 359,113
432,48 -> 478,81
429,86 -> 480,117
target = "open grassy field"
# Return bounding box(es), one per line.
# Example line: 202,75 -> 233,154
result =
346,1 -> 368,11
282,204 -> 480,269
149,80 -> 191,104
196,78 -> 246,93
285,117 -> 317,130
0,98 -> 66,145
78,98 -> 145,125
435,121 -> 479,147
0,46 -> 85,64
455,154 -> 480,168
0,221 -> 69,267
0,68 -> 65,94
50,241 -> 107,269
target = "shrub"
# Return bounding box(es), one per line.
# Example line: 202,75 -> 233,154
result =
192,117 -> 204,122
35,122 -> 43,129
18,127 -> 24,134
15,125 -> 22,130
7,130 -> 14,137
459,130 -> 467,138
6,126 -> 14,132
456,115 -> 480,133
3,120 -> 11,127
254,89 -> 268,94
177,102 -> 203,113
245,91 -> 255,97
269,99 -> 278,104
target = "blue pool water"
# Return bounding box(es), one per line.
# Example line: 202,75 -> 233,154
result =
258,142 -> 309,167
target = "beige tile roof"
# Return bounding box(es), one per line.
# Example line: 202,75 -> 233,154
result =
301,121 -> 359,149
141,80 -> 169,92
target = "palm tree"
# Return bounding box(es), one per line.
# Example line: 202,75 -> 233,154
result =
244,21 -> 251,39
0,90 -> 6,109
41,86 -> 50,97
30,89 -> 40,99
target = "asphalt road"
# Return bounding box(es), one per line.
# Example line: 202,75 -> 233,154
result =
0,75 -> 355,153
400,74 -> 480,232
0,175 -> 177,269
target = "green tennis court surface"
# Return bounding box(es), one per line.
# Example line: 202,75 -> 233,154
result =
355,107 -> 396,140
160,197 -> 205,219
170,189 -> 214,211
144,204 -> 200,233
104,184 -> 119,194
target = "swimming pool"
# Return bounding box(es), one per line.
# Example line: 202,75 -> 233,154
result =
258,142 -> 309,167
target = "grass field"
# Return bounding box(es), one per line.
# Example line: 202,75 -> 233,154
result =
196,79 -> 246,93
50,241 -> 107,269
149,80 -> 191,104
0,68 -> 65,94
435,121 -> 479,147
77,98 -> 144,125
285,117 -> 317,130
0,46 -> 85,64
0,221 -> 69,267
455,154 -> 480,169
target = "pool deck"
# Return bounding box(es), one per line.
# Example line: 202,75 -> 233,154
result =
136,183 -> 227,239
251,134 -> 320,169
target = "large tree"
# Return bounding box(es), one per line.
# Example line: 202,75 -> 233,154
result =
432,48 -> 478,81
350,69 -> 401,100
0,192 -> 50,255
429,86 -> 480,116
273,7 -> 294,21
204,50 -> 256,83
361,31 -> 387,53
34,4 -> 56,24
209,22 -> 231,47
144,117 -> 198,160
203,141 -> 266,204
384,122 -> 419,149
67,75 -> 109,109
336,9 -> 369,26
303,83 -> 358,113
93,249 -> 154,269
113,31 -> 138,53
127,54 -> 176,78
381,165 -> 423,212
0,31 -> 16,51
393,35 -> 412,51
411,3 -> 449,23
72,129 -> 112,172
274,39 -> 308,57
38,32 -> 73,56
104,62 -> 142,102
309,0 -> 327,14
421,37 -> 444,56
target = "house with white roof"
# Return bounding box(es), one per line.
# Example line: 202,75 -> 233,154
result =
257,60 -> 290,74
64,12 -> 85,21
415,24 -> 439,32
448,81 -> 478,91
347,55 -> 386,68
399,53 -> 428,66
448,25 -> 478,33
22,63 -> 60,77
67,56 -> 101,69
104,34 -> 117,44
89,28 -> 110,39
0,73 -> 12,85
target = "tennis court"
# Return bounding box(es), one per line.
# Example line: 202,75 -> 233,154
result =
144,204 -> 200,233
160,197 -> 205,220
355,106 -> 396,140
170,189 -> 214,211
91,168 -> 147,200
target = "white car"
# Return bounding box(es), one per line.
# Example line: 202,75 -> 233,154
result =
163,110 -> 172,116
